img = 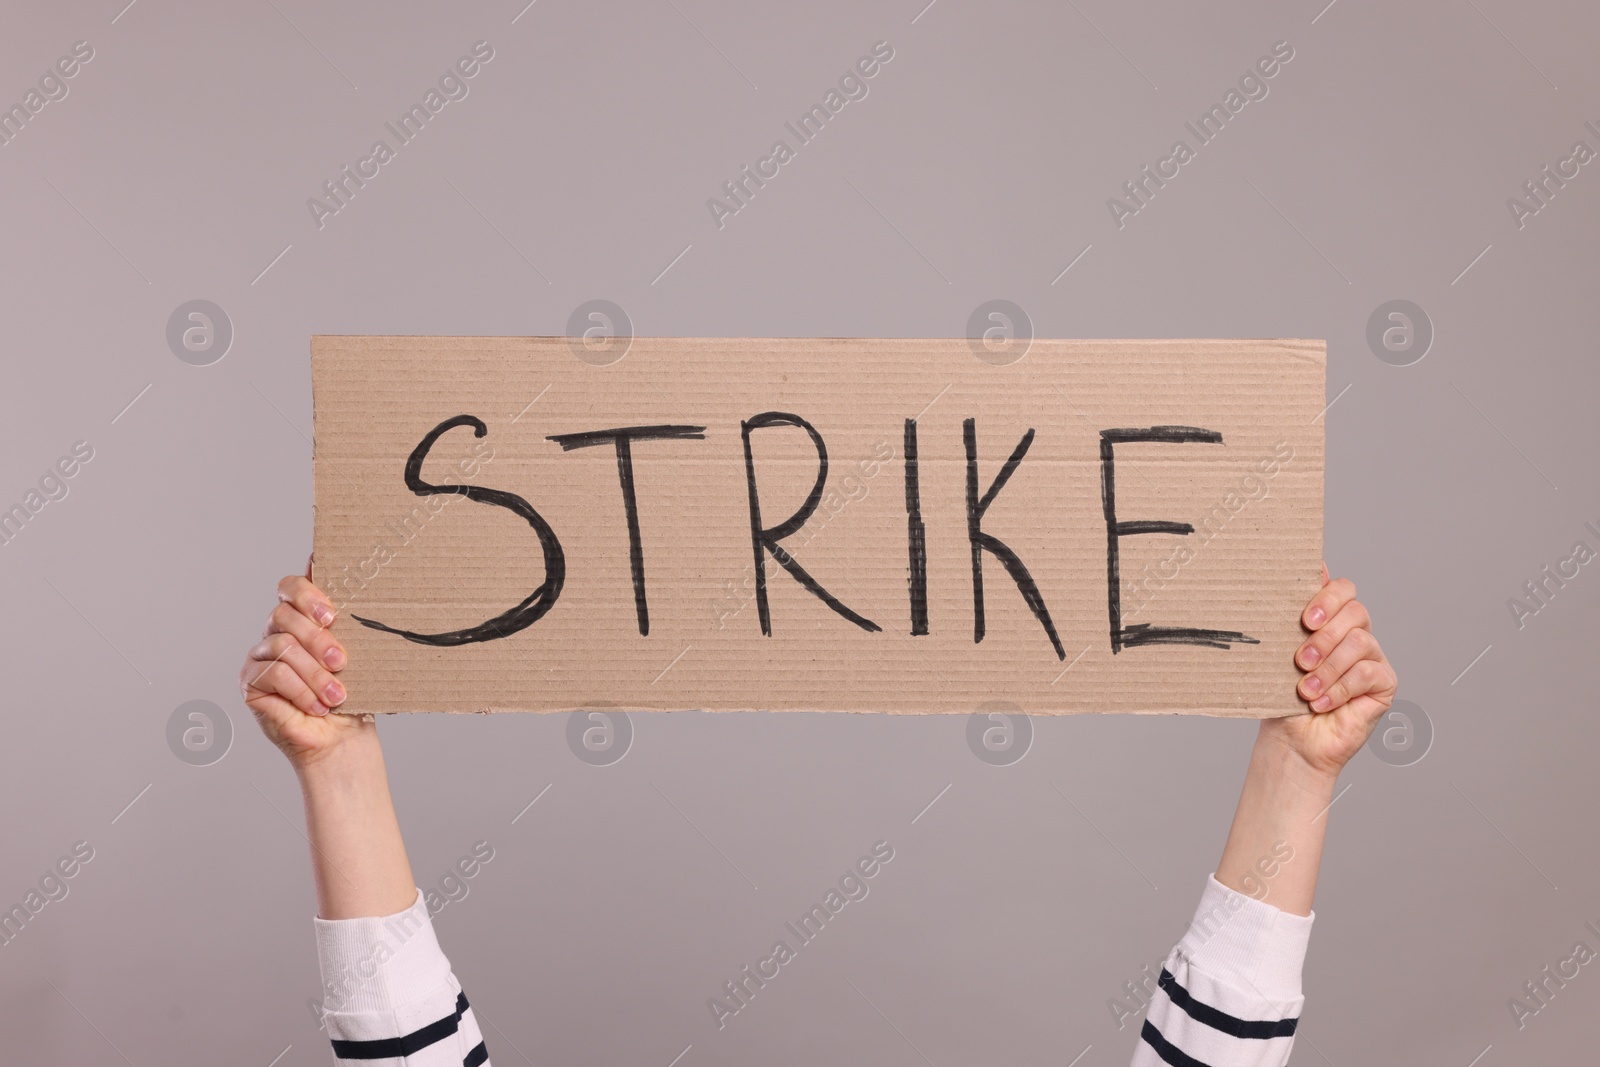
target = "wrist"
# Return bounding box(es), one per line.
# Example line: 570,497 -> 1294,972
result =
1251,726 -> 1341,807
294,719 -> 386,796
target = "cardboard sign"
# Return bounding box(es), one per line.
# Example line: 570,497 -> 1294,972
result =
311,336 -> 1323,717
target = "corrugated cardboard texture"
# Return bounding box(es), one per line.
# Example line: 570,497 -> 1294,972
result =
311,337 -> 1324,716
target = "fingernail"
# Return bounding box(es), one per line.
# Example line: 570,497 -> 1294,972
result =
324,682 -> 345,706
324,646 -> 345,669
1307,606 -> 1325,627
311,701 -> 329,717
313,603 -> 335,626
1300,645 -> 1321,667
1303,675 -> 1322,695
1311,695 -> 1331,712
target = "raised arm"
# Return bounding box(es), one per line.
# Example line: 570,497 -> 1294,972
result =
1131,570 -> 1396,1066
242,569 -> 491,1066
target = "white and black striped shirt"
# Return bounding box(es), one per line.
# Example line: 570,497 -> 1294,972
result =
313,876 -> 1309,1066
1133,876 -> 1312,1066
314,891 -> 489,1066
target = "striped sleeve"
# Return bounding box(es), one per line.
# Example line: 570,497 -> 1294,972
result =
314,890 -> 490,1067
1131,876 -> 1313,1067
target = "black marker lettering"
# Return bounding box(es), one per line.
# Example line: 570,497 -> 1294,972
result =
353,415 -> 565,646
741,412 -> 880,635
1099,426 -> 1261,653
903,418 -> 928,636
964,418 -> 1065,660
547,425 -> 706,636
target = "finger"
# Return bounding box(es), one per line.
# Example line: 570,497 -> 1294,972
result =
251,633 -> 346,709
1343,692 -> 1393,736
1303,576 -> 1356,631
245,689 -> 316,733
277,574 -> 336,628
240,642 -> 327,722
244,657 -> 331,717
1296,600 -> 1371,671
266,601 -> 346,670
1310,658 -> 1393,714
1299,623 -> 1375,703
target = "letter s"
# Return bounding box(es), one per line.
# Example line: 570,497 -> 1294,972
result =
872,40 -> 894,62
352,415 -> 565,646
1271,40 -> 1295,62
72,40 -> 95,62
871,840 -> 895,863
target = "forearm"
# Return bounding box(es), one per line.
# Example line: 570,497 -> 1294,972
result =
1213,724 -> 1339,916
1129,732 -> 1327,1066
296,720 -> 418,920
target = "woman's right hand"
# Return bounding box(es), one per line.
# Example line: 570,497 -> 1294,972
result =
240,570 -> 365,770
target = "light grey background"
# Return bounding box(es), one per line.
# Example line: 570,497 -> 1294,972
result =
1,0 -> 1595,1063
